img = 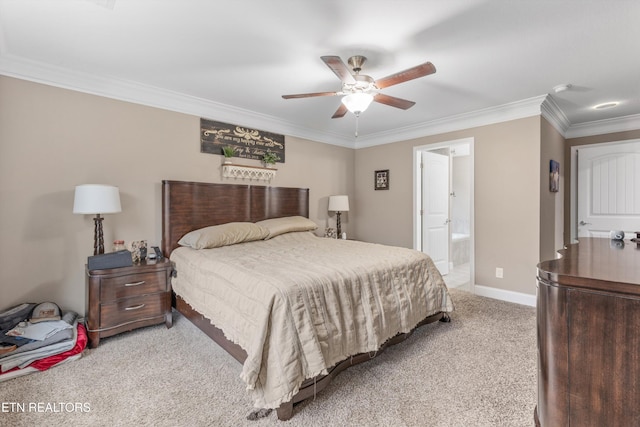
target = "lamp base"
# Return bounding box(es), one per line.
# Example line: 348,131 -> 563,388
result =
336,212 -> 342,238
93,214 -> 105,255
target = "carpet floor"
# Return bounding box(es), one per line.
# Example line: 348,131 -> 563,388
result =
0,289 -> 537,426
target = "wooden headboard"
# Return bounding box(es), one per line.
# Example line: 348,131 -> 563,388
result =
161,180 -> 310,256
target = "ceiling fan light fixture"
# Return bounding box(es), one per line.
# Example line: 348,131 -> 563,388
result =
341,92 -> 374,115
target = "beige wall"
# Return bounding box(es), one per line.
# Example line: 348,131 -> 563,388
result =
539,118 -> 565,261
354,117 -> 542,295
1,74 -> 585,311
0,76 -> 354,314
563,129 -> 640,243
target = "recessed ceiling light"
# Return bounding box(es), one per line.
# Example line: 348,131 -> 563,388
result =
553,84 -> 572,93
593,102 -> 619,110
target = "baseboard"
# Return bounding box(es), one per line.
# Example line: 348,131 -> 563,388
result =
473,285 -> 536,307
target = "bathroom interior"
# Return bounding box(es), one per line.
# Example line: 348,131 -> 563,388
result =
448,143 -> 471,290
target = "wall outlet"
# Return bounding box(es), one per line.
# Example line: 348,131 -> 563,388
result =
496,267 -> 504,279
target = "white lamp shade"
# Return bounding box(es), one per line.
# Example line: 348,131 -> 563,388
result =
341,93 -> 374,114
328,195 -> 350,212
73,184 -> 122,214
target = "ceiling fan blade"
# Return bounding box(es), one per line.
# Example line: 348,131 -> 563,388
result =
321,56 -> 356,84
375,62 -> 436,89
373,93 -> 416,110
282,91 -> 339,99
331,103 -> 348,119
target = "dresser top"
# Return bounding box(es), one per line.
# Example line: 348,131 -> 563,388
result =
538,238 -> 640,294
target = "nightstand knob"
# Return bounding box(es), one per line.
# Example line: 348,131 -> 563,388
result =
124,304 -> 145,311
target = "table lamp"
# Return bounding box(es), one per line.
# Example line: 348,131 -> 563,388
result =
328,195 -> 349,238
73,184 -> 122,255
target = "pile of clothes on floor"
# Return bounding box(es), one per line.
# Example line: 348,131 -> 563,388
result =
0,302 -> 87,381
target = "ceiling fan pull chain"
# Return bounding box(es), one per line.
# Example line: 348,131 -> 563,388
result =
355,113 -> 359,137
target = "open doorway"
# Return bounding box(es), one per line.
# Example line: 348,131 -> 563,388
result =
413,138 -> 474,292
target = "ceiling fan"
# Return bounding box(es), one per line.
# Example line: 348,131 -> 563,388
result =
282,55 -> 436,119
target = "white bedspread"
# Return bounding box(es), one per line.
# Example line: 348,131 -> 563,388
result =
171,231 -> 453,409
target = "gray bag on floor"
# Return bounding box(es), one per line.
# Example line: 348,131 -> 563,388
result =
0,303 -> 36,331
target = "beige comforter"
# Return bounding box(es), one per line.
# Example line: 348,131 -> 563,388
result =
171,231 -> 453,409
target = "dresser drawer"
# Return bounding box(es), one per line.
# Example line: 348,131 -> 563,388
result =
99,293 -> 167,328
99,271 -> 167,301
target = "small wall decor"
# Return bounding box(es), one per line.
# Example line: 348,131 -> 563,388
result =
549,160 -> 559,192
201,118 -> 285,163
375,169 -> 390,190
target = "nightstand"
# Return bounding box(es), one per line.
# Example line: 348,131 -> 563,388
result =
86,259 -> 173,348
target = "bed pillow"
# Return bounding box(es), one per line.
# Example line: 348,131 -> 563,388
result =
178,222 -> 269,249
256,216 -> 318,239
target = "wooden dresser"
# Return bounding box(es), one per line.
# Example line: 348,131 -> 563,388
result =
86,259 -> 173,348
535,238 -> 640,426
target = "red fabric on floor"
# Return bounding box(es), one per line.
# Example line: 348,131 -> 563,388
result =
0,323 -> 87,376
31,323 -> 87,370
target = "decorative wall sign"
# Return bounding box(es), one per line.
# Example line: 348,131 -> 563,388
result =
200,118 -> 285,163
549,160 -> 559,192
375,169 -> 389,190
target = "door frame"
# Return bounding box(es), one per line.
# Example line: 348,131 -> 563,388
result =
570,138 -> 640,242
413,137 -> 475,289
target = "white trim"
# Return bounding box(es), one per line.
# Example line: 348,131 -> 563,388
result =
356,96 -> 548,148
0,53 -> 547,148
540,96 -> 571,135
474,285 -> 536,307
570,145 -> 578,242
413,151 -> 422,251
2,53 -> 638,146
0,54 -> 356,149
565,114 -> 640,139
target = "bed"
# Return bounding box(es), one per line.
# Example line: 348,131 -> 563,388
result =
161,180 -> 453,420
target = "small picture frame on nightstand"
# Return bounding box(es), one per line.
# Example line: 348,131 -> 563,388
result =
129,240 -> 147,263
325,227 -> 337,239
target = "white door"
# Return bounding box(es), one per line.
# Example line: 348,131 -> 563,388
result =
577,141 -> 640,238
422,151 -> 450,274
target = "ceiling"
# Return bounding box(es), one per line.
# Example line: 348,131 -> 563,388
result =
1,0 -> 639,148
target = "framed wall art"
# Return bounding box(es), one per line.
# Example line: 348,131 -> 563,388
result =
375,169 -> 389,190
549,160 -> 559,192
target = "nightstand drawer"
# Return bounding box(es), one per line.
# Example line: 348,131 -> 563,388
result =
86,259 -> 172,348
99,271 -> 167,301
99,293 -> 166,328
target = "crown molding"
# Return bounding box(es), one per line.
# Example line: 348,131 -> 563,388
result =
0,54 -> 355,148
540,95 -> 571,136
3,53 -> 639,148
564,113 -> 640,139
354,95 -> 549,148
